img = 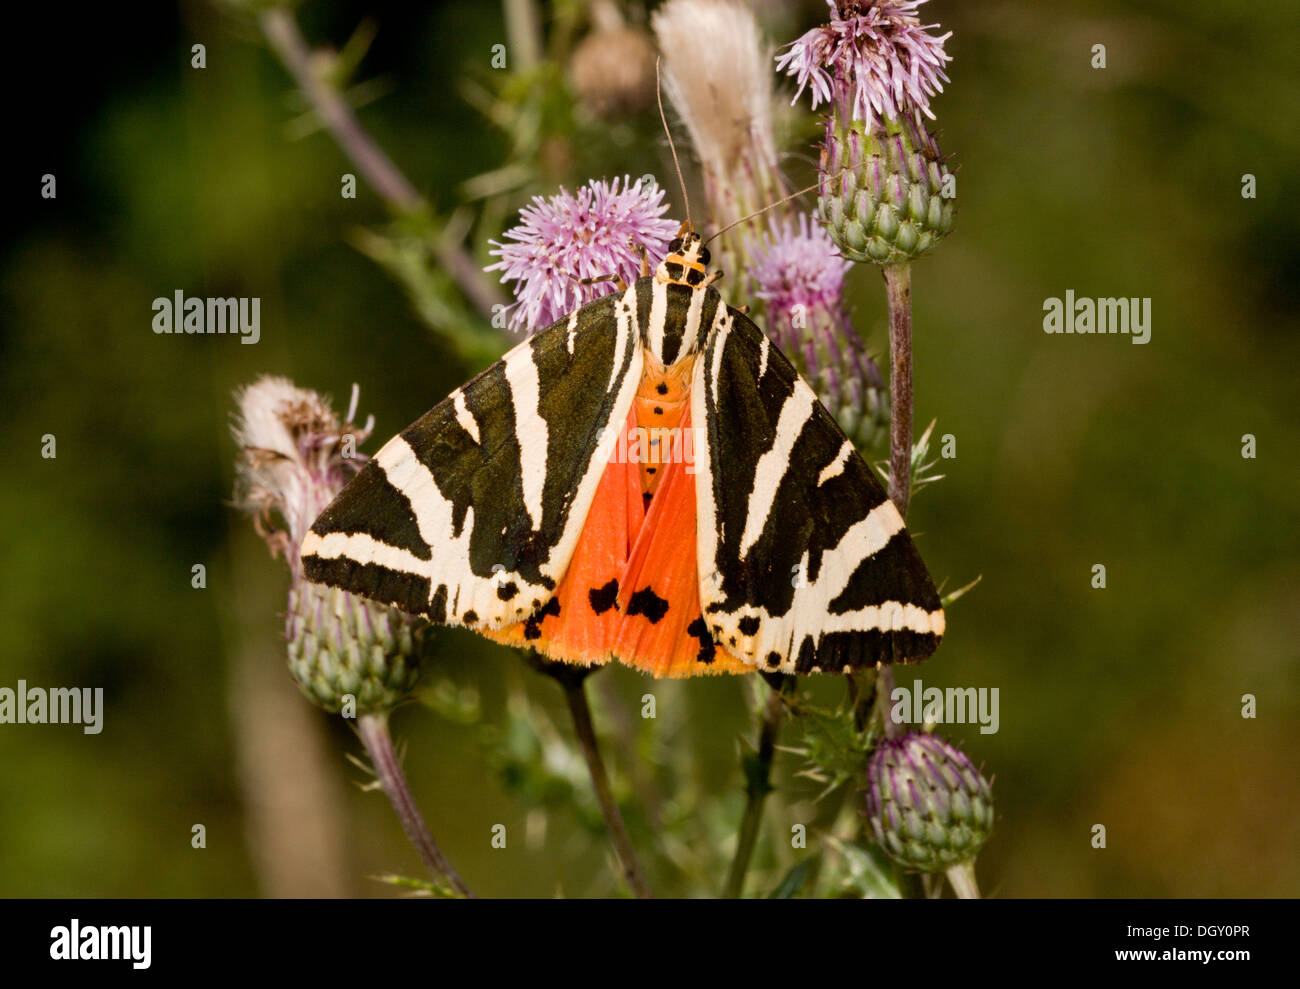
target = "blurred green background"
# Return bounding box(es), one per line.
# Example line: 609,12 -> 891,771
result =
2,0 -> 1297,898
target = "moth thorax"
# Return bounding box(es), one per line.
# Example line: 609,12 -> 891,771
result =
655,230 -> 712,288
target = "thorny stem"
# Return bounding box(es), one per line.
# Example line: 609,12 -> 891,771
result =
356,712 -> 474,898
877,262 -> 915,740
258,6 -> 506,320
883,262 -> 913,518
723,677 -> 790,898
863,247 -> 917,768
560,678 -> 653,899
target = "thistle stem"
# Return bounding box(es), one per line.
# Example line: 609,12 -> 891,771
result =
875,666 -> 902,739
946,860 -> 981,899
503,0 -> 543,71
879,262 -> 914,742
883,262 -> 913,517
258,6 -> 506,320
356,712 -> 474,898
723,678 -> 789,898
560,678 -> 653,899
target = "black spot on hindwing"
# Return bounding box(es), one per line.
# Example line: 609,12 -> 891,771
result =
523,597 -> 561,640
686,617 -> 715,664
626,587 -> 669,624
588,579 -> 619,615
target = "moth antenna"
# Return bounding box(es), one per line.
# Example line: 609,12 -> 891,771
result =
703,179 -> 821,246
656,57 -> 691,229
703,160 -> 881,246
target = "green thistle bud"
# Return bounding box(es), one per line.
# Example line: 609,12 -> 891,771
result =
233,377 -> 431,715
865,731 -> 993,874
286,580 -> 432,715
820,106 -> 955,266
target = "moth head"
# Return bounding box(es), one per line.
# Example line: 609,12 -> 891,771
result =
657,222 -> 712,288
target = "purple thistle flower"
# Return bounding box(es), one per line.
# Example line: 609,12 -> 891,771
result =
750,212 -> 852,325
749,214 -> 887,449
486,176 -> 680,334
776,0 -> 952,128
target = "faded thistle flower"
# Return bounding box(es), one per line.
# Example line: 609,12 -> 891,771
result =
486,176 -> 679,334
569,0 -> 658,120
232,376 -> 430,715
749,213 -> 889,452
779,0 -> 955,265
866,731 -> 993,890
653,0 -> 789,305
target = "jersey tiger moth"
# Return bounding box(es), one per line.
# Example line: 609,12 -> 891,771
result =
300,225 -> 945,677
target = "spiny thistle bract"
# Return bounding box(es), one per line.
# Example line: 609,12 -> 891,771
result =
820,108 -> 954,265
865,731 -> 994,873
287,579 -> 428,715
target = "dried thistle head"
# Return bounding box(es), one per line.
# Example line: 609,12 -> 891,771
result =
653,0 -> 791,305
231,375 -> 373,572
653,0 -> 779,188
570,1 -> 658,119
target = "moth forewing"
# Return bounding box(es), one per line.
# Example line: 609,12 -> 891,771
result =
691,304 -> 944,674
301,292 -> 642,631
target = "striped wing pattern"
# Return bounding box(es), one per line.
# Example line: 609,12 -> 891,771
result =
301,294 -> 643,630
692,306 -> 945,674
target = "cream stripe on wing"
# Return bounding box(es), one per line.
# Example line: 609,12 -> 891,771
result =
374,435 -> 458,549
647,278 -> 669,359
708,308 -> 731,405
565,309 -> 579,355
737,379 -> 817,562
452,389 -> 480,445
303,530 -> 436,581
813,498 -> 906,602
608,287 -> 636,393
817,439 -> 853,486
680,283 -> 707,356
502,342 -> 546,530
